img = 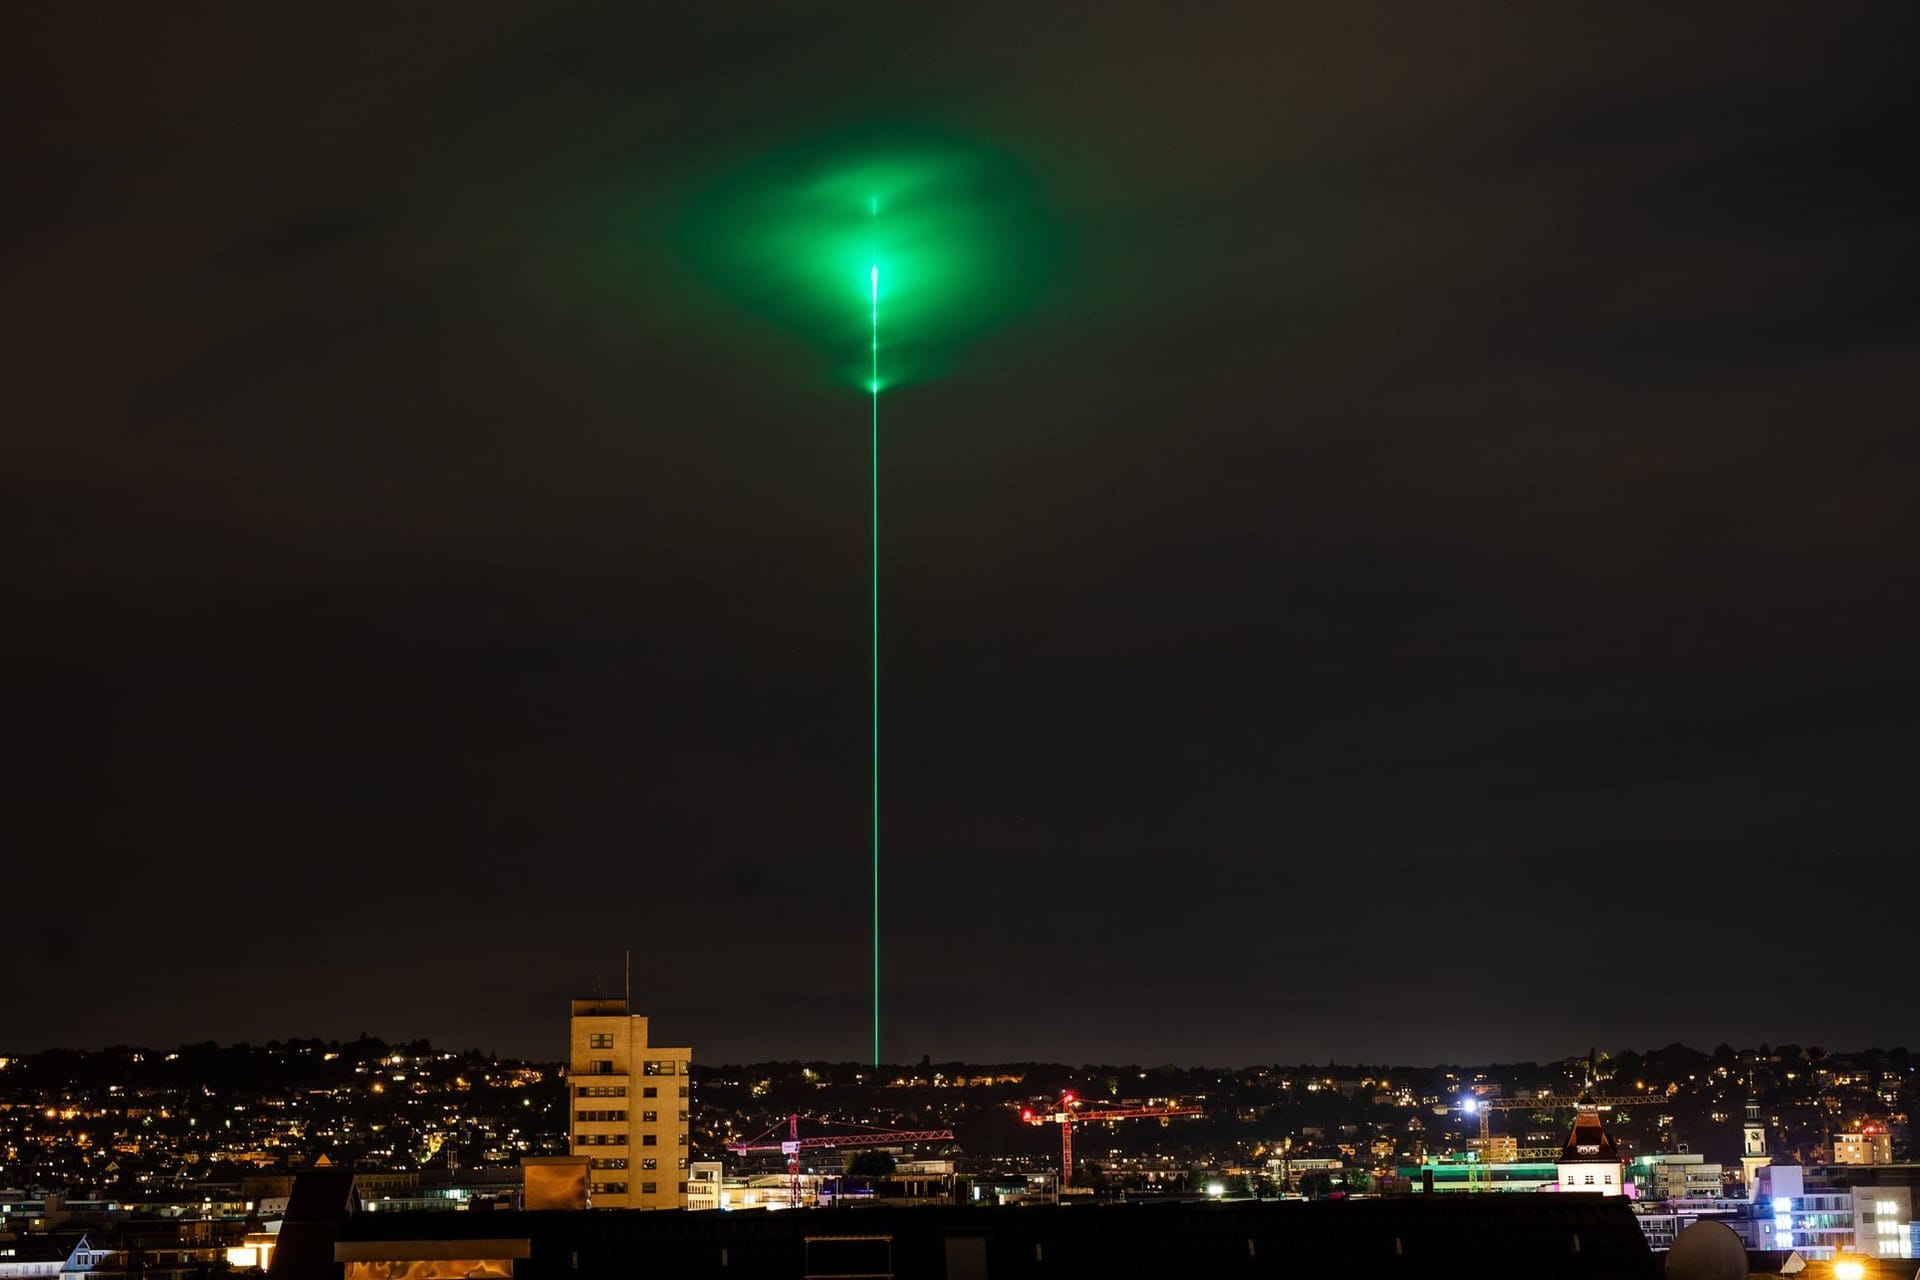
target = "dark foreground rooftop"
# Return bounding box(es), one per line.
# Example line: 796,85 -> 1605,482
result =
292,1190 -> 1662,1280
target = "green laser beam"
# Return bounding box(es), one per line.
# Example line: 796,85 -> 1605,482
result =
679,130 -> 1056,1066
870,258 -> 880,1069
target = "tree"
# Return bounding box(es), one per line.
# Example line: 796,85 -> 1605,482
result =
1298,1171 -> 1336,1200
844,1150 -> 896,1178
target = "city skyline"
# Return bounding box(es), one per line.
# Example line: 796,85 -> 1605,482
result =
5,4 -> 1918,1066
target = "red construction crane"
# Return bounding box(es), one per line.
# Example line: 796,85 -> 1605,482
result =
1464,1092 -> 1661,1143
727,1114 -> 956,1208
1022,1092 -> 1203,1183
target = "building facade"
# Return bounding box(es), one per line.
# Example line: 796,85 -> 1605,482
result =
684,1162 -> 723,1213
1631,1153 -> 1726,1202
1834,1129 -> 1894,1166
1556,1103 -> 1624,1196
567,998 -> 692,1211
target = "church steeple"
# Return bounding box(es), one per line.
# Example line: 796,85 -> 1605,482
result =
1743,1098 -> 1767,1159
1740,1081 -> 1771,1197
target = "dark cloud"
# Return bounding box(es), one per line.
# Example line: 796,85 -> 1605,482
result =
2,1 -> 1917,1065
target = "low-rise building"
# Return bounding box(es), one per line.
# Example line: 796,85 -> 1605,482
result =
1630,1153 -> 1725,1202
684,1163 -> 723,1213
1836,1129 -> 1894,1166
1556,1103 -> 1624,1197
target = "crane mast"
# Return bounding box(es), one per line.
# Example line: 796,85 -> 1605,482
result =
1022,1092 -> 1203,1184
726,1113 -> 956,1208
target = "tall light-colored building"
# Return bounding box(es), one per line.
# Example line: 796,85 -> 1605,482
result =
568,997 -> 691,1210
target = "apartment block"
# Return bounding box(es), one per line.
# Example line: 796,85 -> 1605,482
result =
567,997 -> 692,1210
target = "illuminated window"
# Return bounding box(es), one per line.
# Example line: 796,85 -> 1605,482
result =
642,1111 -> 657,1123
641,1158 -> 657,1171
588,1033 -> 614,1049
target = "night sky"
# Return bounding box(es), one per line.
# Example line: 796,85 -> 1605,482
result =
6,4 -> 1918,1067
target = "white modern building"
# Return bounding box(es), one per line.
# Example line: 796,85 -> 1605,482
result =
685,1161 -> 724,1212
1751,1166 -> 1914,1261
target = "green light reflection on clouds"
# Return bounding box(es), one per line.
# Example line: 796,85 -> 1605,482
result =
683,128 -> 1056,391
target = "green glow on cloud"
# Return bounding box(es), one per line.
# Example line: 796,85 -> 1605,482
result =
683,128 -> 1055,390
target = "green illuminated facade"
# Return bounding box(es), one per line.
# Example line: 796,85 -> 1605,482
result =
1396,1158 -> 1561,1193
